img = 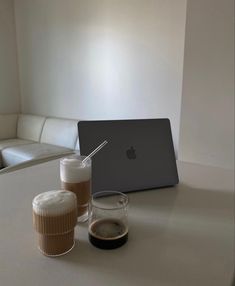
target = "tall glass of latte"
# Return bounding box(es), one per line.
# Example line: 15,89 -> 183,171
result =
60,155 -> 92,223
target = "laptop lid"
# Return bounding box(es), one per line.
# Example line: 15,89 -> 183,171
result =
78,119 -> 179,194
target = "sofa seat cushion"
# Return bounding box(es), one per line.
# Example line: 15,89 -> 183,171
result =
0,139 -> 34,150
1,143 -> 74,167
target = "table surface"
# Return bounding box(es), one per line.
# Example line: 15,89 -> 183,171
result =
0,160 -> 234,286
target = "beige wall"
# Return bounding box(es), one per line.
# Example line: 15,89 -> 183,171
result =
2,0 -> 233,168
14,0 -> 187,152
0,0 -> 20,113
179,0 -> 234,169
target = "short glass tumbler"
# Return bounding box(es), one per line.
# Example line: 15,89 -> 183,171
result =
88,191 -> 129,249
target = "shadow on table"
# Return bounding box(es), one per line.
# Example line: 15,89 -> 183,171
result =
58,183 -> 234,286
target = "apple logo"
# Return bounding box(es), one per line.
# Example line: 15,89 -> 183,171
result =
126,146 -> 136,159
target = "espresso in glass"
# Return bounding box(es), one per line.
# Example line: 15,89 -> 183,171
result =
60,155 -> 91,222
89,191 -> 129,249
89,218 -> 128,249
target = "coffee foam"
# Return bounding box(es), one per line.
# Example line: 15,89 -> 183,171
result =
60,158 -> 91,183
32,190 -> 77,216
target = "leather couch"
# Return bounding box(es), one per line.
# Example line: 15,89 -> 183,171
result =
0,114 -> 79,172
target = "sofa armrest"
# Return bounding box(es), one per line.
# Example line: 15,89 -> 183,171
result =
0,150 -> 76,174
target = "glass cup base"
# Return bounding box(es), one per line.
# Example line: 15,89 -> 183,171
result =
38,241 -> 75,257
77,211 -> 89,223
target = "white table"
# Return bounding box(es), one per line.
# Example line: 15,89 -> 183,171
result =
0,160 -> 234,286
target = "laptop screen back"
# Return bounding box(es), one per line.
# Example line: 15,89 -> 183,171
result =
78,119 -> 179,193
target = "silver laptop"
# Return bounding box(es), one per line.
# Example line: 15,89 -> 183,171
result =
78,119 -> 179,194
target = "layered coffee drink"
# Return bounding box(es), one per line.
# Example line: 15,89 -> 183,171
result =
89,218 -> 128,249
32,190 -> 77,256
60,156 -> 91,222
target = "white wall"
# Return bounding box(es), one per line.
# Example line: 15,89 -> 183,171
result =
179,0 -> 234,169
0,0 -> 20,113
14,0 -> 187,153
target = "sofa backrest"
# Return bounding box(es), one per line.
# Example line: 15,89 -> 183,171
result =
0,114 -> 18,140
17,114 -> 46,142
40,118 -> 78,149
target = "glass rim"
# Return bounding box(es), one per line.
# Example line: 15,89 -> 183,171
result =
91,191 -> 129,210
60,154 -> 91,164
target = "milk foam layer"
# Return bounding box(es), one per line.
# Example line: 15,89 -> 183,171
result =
60,157 -> 91,183
33,190 -> 77,215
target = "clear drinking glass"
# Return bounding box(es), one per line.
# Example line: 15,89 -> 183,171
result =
60,155 -> 92,223
88,191 -> 129,249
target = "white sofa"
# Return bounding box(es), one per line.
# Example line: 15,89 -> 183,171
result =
0,114 -> 79,172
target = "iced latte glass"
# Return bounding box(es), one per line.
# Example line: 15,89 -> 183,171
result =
32,190 -> 77,256
60,155 -> 92,223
